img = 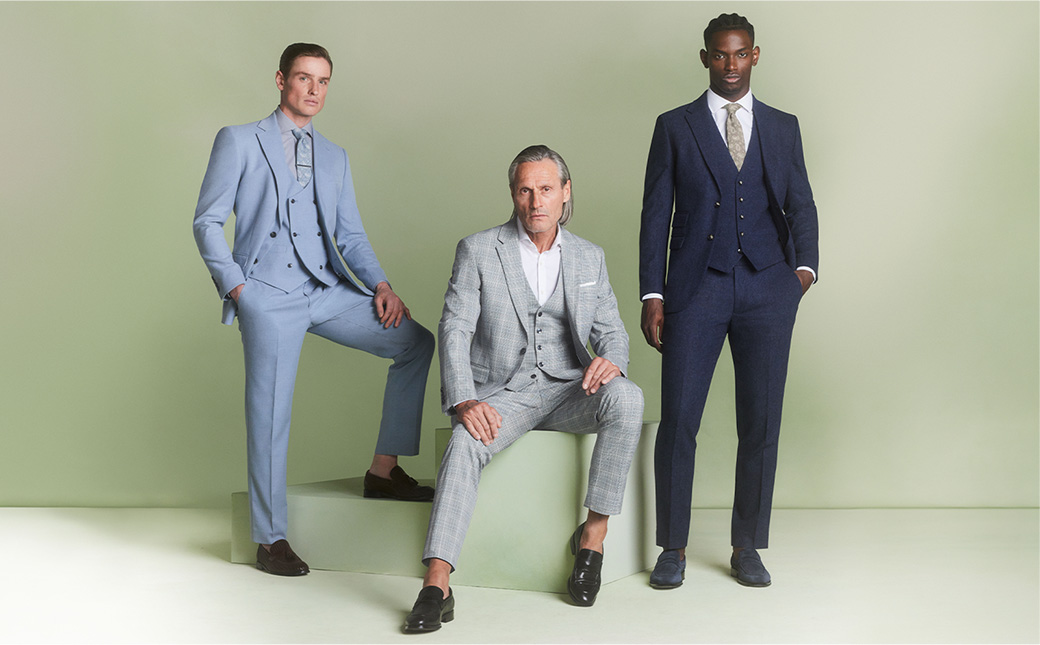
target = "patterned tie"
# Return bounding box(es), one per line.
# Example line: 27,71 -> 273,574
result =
292,128 -> 312,187
725,103 -> 746,171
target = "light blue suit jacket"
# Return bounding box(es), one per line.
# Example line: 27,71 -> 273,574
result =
438,221 -> 630,414
193,110 -> 388,324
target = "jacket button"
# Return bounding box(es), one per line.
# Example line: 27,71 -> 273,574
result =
293,232 -> 298,237
537,312 -> 543,317
530,374 -> 537,379
708,234 -> 714,240
291,199 -> 296,204
519,348 -> 526,354
740,215 -> 745,219
739,180 -> 743,186
287,263 -> 293,268
739,197 -> 744,202
270,232 -> 277,238
740,232 -> 745,237
319,265 -> 323,270
317,231 -> 322,237
253,259 -> 258,264
714,202 -> 720,208
537,345 -> 542,350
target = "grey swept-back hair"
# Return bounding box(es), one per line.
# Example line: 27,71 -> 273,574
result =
507,144 -> 573,226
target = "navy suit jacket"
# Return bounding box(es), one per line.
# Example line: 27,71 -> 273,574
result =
193,110 -> 389,324
639,91 -> 819,314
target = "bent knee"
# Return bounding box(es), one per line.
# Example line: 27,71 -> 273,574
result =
600,378 -> 644,417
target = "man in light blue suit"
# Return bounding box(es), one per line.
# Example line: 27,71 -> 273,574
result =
193,43 -> 435,576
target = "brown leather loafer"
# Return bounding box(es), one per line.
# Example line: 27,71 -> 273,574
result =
364,465 -> 434,501
256,539 -> 309,576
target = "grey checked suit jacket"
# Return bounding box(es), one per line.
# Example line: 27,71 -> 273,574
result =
438,220 -> 629,414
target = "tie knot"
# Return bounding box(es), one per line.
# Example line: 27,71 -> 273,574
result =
292,127 -> 305,141
725,103 -> 741,115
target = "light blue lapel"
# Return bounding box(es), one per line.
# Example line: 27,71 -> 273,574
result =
255,111 -> 293,201
495,221 -> 534,338
311,128 -> 338,221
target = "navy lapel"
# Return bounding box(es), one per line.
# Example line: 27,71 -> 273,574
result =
495,222 -> 533,337
752,98 -> 783,206
683,92 -> 730,192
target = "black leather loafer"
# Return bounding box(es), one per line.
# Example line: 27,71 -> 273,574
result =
255,539 -> 309,576
364,466 -> 434,501
567,522 -> 603,607
403,586 -> 454,633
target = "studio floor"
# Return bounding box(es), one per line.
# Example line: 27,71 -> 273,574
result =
1,507 -> 1036,644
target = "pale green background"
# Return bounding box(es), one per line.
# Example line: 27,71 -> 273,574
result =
0,2 -> 1036,510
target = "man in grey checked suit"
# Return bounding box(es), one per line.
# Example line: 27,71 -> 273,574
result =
402,145 -> 644,633
193,43 -> 435,577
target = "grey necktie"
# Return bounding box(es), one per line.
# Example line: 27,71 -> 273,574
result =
725,103 -> 746,171
292,128 -> 312,187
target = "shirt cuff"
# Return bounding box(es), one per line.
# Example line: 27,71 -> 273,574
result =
641,293 -> 664,301
795,266 -> 817,283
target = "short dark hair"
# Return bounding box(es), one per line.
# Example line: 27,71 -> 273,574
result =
279,43 -> 333,78
703,13 -> 755,49
508,145 -> 574,226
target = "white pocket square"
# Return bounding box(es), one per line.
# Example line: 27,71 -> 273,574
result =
579,281 -> 596,287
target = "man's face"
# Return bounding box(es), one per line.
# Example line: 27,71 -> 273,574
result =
512,159 -> 571,238
700,29 -> 759,101
276,56 -> 331,126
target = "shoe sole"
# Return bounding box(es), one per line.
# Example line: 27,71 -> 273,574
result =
730,568 -> 770,587
255,562 -> 308,576
649,580 -> 683,590
402,611 -> 453,633
363,489 -> 433,502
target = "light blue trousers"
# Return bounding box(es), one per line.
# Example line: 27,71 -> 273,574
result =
236,278 -> 434,544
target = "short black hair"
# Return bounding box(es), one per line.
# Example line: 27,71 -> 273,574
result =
279,43 -> 333,78
703,13 -> 755,49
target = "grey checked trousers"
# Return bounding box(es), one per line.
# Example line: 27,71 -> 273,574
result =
423,376 -> 643,570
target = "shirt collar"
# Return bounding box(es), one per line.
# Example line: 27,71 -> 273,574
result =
276,107 -> 313,138
706,88 -> 754,115
515,217 -> 563,251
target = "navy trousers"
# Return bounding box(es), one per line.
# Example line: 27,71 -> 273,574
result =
655,258 -> 802,549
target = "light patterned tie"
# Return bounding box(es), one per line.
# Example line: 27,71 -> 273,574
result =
292,128 -> 312,187
725,103 -> 746,171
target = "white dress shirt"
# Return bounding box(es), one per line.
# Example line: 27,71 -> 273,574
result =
275,108 -> 313,183
516,217 -> 562,306
707,88 -> 754,150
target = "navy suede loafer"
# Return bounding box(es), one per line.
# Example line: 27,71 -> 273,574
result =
730,548 -> 771,587
649,550 -> 685,589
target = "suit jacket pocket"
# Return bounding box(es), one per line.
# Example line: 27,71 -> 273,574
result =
669,211 -> 688,250
470,363 -> 490,384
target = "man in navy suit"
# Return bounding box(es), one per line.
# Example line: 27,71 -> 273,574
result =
193,43 -> 435,576
639,14 -> 819,588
